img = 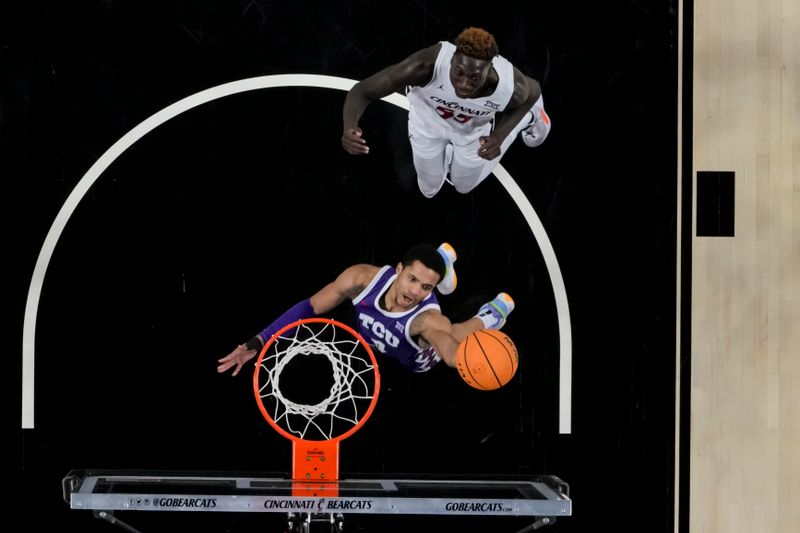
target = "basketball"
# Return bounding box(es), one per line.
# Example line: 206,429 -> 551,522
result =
455,330 -> 519,390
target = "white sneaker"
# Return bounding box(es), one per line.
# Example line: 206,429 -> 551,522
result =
520,99 -> 551,148
436,242 -> 457,295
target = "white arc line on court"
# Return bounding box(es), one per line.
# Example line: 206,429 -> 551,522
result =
21,74 -> 572,433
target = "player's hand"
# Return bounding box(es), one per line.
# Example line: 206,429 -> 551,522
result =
342,127 -> 369,155
217,344 -> 257,377
477,136 -> 501,160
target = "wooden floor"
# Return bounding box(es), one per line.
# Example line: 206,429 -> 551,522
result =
687,0 -> 800,532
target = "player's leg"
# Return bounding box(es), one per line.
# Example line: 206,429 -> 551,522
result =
449,119 -> 526,194
448,145 -> 485,194
408,119 -> 450,198
447,125 -> 494,194
411,149 -> 449,197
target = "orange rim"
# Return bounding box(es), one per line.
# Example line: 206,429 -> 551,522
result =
252,317 -> 381,443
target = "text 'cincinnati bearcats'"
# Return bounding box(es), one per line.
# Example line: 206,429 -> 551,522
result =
263,498 -> 374,511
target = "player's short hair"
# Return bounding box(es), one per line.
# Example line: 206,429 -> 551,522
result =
402,244 -> 445,282
454,27 -> 499,61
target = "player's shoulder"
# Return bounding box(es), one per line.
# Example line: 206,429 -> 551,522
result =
399,43 -> 442,71
381,44 -> 438,88
411,42 -> 443,60
342,263 -> 382,283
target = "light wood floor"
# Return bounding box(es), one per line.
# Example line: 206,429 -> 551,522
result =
686,0 -> 800,532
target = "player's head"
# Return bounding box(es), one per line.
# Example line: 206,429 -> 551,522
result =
454,27 -> 499,60
401,244 -> 445,280
391,245 -> 445,309
450,27 -> 498,98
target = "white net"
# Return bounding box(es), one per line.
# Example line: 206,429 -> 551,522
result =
255,320 -> 379,441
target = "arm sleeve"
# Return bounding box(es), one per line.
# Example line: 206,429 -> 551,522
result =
246,299 -> 316,349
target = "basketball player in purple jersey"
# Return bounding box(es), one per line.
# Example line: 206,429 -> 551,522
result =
341,27 -> 551,198
217,244 -> 515,375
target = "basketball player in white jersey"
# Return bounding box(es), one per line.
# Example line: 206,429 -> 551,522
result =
342,27 -> 551,198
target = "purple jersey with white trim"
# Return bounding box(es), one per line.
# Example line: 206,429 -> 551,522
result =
351,266 -> 442,373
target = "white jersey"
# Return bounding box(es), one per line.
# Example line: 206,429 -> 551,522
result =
407,41 -> 515,138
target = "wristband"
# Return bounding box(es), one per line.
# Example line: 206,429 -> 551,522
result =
255,298 -> 316,345
244,336 -> 263,351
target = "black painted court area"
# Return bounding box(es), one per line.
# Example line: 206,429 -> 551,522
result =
5,2 -> 678,532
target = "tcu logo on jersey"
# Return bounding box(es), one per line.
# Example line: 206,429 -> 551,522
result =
357,313 -> 400,354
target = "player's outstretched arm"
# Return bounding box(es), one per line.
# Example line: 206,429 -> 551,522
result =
341,45 -> 439,155
217,264 -> 379,376
411,299 -> 511,368
411,310 -> 465,368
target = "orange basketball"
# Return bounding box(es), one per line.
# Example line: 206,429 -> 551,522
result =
456,330 -> 519,390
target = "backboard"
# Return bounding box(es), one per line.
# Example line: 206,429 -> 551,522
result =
63,469 -> 571,532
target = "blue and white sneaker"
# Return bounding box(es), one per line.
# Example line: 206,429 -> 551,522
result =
476,292 -> 515,329
436,242 -> 458,295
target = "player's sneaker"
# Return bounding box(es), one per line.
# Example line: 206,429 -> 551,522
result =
476,292 -> 515,329
436,242 -> 458,295
520,97 -> 551,148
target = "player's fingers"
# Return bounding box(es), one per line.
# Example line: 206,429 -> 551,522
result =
349,134 -> 367,145
343,140 -> 369,155
478,146 -> 499,160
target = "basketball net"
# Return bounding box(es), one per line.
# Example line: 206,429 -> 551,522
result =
253,318 -> 380,496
